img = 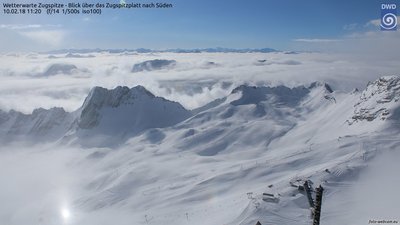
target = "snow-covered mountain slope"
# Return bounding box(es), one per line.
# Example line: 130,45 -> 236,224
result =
0,107 -> 74,142
0,85 -> 191,146
171,84 -> 315,157
69,85 -> 192,147
0,76 -> 399,225
351,76 -> 400,123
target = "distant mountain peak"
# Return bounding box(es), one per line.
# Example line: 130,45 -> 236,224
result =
82,85 -> 155,108
42,47 -> 279,55
131,59 -> 176,73
308,81 -> 333,93
230,84 -> 310,107
74,85 -> 192,147
79,85 -> 159,129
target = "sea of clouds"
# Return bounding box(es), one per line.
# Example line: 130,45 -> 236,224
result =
1,51 -> 399,225
0,51 -> 398,113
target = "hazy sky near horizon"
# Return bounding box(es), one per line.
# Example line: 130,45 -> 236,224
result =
1,51 -> 399,113
0,0 -> 399,52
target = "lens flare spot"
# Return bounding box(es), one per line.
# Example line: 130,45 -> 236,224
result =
61,208 -> 71,220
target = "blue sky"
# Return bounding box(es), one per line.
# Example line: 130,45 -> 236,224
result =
0,0 -> 396,51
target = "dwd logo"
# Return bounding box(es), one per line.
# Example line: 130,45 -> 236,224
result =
381,3 -> 397,31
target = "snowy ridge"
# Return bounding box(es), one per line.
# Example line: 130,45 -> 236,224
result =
0,77 -> 399,225
71,85 -> 192,147
79,86 -> 128,129
0,107 -> 74,142
1,77 -> 399,145
0,85 -> 192,145
351,76 -> 400,123
230,85 -> 310,107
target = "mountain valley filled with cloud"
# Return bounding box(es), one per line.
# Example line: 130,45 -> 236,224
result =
1,50 -> 400,225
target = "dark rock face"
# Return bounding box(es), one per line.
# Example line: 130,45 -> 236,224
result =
79,86 -> 132,129
77,85 -> 191,131
230,85 -> 310,107
350,76 -> 400,123
43,63 -> 78,76
131,59 -> 176,72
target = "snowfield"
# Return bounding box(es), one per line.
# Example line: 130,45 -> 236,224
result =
0,52 -> 399,225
